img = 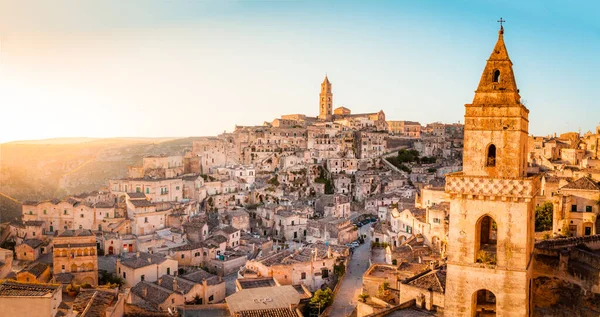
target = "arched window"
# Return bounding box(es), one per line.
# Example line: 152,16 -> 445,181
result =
473,289 -> 496,315
492,69 -> 500,83
486,144 -> 496,167
475,215 -> 497,265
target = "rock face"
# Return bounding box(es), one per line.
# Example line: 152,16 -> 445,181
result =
533,276 -> 600,317
444,26 -> 539,317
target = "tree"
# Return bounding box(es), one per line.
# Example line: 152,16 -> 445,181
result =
334,264 -> 345,276
309,288 -> 334,313
535,202 -> 553,232
358,293 -> 369,303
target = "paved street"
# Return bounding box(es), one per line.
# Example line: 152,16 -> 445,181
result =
329,224 -> 372,317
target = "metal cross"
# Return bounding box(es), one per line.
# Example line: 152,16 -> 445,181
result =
498,17 -> 506,27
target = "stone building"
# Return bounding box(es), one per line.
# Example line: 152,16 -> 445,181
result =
243,243 -> 348,292
355,131 -> 387,159
552,177 -> 600,237
0,281 -> 64,317
53,229 -> 99,286
387,120 -> 422,138
444,25 -> 540,316
17,262 -> 51,283
117,251 -> 178,288
15,238 -> 46,262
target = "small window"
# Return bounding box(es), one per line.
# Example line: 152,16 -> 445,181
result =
486,144 -> 496,167
167,268 -> 171,275
123,272 -> 127,278
146,188 -> 150,194
571,205 -> 577,212
43,210 -> 47,215
64,210 -> 68,215
492,69 -> 500,83
209,295 -> 214,302
586,206 -> 593,212
181,254 -> 185,259
301,272 -> 306,280
141,275 -> 145,281
80,214 -> 84,218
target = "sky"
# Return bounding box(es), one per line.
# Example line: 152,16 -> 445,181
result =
0,0 -> 599,143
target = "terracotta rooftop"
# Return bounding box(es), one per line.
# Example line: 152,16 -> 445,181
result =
403,266 -> 447,293
73,289 -> 118,317
0,281 -> 59,297
94,201 -> 115,208
170,242 -> 207,251
130,281 -> 173,308
18,262 -> 49,278
215,225 -> 239,235
127,192 -> 148,199
158,275 -> 195,294
237,308 -> 300,317
22,238 -> 44,249
181,269 -> 221,285
24,220 -> 45,227
561,177 -> 600,191
54,229 -> 94,237
120,252 -> 167,269
237,277 -> 277,289
225,285 -> 301,313
129,200 -> 155,208
54,272 -> 75,284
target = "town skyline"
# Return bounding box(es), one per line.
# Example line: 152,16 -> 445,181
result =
1,0 -> 599,143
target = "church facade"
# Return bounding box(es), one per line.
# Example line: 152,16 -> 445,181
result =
444,25 -> 540,316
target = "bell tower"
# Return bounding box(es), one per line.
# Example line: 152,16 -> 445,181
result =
444,23 -> 540,317
318,75 -> 333,121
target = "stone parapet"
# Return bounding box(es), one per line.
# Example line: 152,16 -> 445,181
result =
445,172 -> 541,199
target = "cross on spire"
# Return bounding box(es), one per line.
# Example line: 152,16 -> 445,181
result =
497,17 -> 505,27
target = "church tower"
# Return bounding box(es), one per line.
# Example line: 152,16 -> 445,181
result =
444,24 -> 540,316
318,75 -> 333,121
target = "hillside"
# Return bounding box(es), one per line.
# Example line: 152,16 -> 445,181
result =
0,193 -> 22,222
0,137 -> 202,202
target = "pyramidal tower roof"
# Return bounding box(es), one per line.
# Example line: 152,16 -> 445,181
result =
322,75 -> 331,85
472,25 -> 522,106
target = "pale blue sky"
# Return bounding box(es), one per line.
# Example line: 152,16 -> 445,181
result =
0,0 -> 599,143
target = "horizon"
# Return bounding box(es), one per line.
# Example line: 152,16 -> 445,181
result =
1,1 -> 599,143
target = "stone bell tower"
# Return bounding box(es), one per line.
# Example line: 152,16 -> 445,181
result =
444,23 -> 540,316
318,75 -> 333,121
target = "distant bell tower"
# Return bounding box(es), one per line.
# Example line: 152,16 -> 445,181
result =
444,21 -> 540,317
319,75 -> 333,121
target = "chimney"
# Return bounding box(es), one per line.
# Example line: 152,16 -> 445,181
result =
147,257 -> 152,264
158,278 -> 163,286
202,278 -> 208,288
142,287 -> 147,297
173,277 -> 178,291
136,252 -> 140,258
